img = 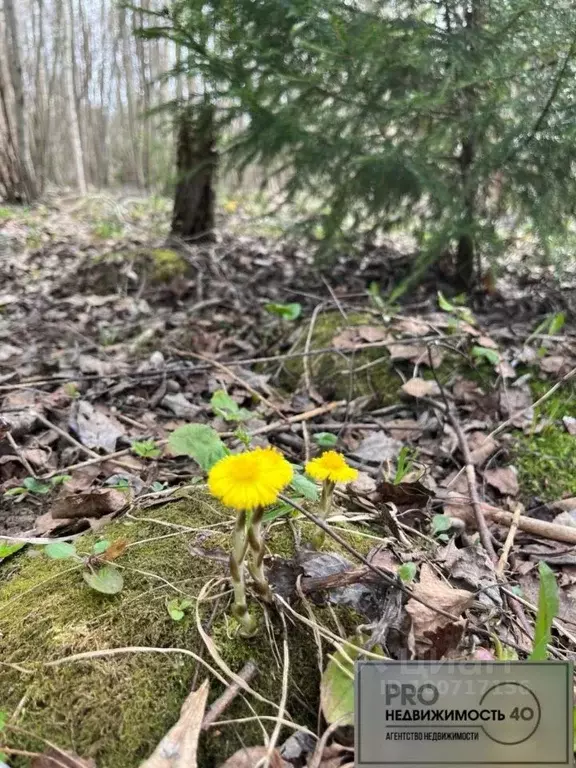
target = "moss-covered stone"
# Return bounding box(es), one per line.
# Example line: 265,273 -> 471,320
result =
0,491 -> 371,768
514,378 -> 576,503
280,311 -> 402,401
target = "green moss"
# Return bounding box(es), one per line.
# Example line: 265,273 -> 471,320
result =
0,491 -> 372,768
149,248 -> 188,281
280,311 -> 401,401
514,377 -> 576,503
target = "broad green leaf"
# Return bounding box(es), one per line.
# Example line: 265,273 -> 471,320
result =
431,514 -> 452,535
313,432 -> 338,448
290,472 -> 319,501
92,540 -> 111,555
529,561 -> 559,660
471,345 -> 500,366
263,502 -> 293,522
0,710 -> 6,731
131,439 -> 161,459
264,302 -> 302,321
22,477 -> 52,494
398,562 -> 417,583
44,541 -> 77,559
320,646 -> 356,725
83,566 -> 124,595
0,541 -> 25,559
210,390 -> 251,422
168,424 -> 228,470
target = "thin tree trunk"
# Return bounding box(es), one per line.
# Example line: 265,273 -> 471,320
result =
63,0 -> 86,193
171,103 -> 216,242
3,0 -> 38,201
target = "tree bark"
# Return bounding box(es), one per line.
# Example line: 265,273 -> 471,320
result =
171,103 -> 216,242
63,0 -> 87,193
3,0 -> 38,202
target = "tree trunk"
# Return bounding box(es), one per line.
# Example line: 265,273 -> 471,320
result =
171,104 -> 216,242
64,0 -> 86,194
3,0 -> 38,202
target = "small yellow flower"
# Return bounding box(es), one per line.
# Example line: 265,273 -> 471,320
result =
208,448 -> 292,511
305,451 -> 358,484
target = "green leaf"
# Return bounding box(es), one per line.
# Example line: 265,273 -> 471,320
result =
0,541 -> 25,559
548,312 -> 566,335
44,542 -> 77,559
398,562 -> 417,583
290,472 -> 319,501
471,346 -> 500,366
210,390 -> 251,422
167,597 -> 193,621
49,474 -> 72,486
321,642 -> 369,725
131,439 -> 162,459
431,514 -> 452,535
264,302 -> 302,321
168,424 -> 228,470
262,502 -> 294,522
437,291 -> 455,313
313,432 -> 338,448
4,486 -> 27,496
92,540 -> 111,555
22,476 -> 52,494
0,710 -> 6,731
529,561 -> 559,660
83,566 -> 124,595
150,481 -> 166,492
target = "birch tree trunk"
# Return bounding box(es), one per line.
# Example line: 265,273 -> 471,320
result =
63,0 -> 86,193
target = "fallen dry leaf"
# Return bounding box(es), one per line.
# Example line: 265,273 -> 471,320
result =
394,317 -> 431,336
375,479 -> 433,510
484,466 -> 519,496
70,401 -> 124,453
498,385 -> 533,428
219,747 -> 288,768
563,416 -> 576,436
352,432 -> 403,463
477,335 -> 498,349
401,377 -> 440,398
0,343 -> 23,362
139,678 -> 209,768
406,564 -> 474,655
31,747 -> 96,768
539,355 -> 570,375
383,418 -> 424,440
386,343 -> 444,367
50,489 -> 129,520
331,327 -> 362,349
357,324 -> 391,343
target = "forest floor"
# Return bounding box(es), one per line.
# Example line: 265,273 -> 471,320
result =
1,192 -> 576,767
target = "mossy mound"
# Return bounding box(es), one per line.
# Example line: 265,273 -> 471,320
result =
148,248 -> 189,282
514,378 -> 576,503
0,491 -> 371,768
280,311 -> 401,401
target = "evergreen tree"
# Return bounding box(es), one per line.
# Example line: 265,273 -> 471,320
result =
141,0 -> 576,289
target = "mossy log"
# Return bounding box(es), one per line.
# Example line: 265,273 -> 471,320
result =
0,492 -> 368,768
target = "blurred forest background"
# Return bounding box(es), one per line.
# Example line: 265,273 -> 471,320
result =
3,0 -> 576,291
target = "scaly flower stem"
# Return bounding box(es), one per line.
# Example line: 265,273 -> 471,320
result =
230,510 -> 257,636
312,480 -> 335,549
247,506 -> 273,602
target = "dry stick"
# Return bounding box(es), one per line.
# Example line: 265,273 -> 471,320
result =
201,660 -> 258,730
6,431 -> 37,478
277,493 -> 459,621
426,347 -> 496,560
496,502 -> 523,577
303,304 -> 324,396
34,411 -> 99,459
486,364 -> 576,442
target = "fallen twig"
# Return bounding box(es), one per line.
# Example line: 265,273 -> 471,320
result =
496,502 -> 523,577
201,661 -> 258,730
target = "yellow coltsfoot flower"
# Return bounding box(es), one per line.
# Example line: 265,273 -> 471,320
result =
305,450 -> 358,484
208,448 -> 292,511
